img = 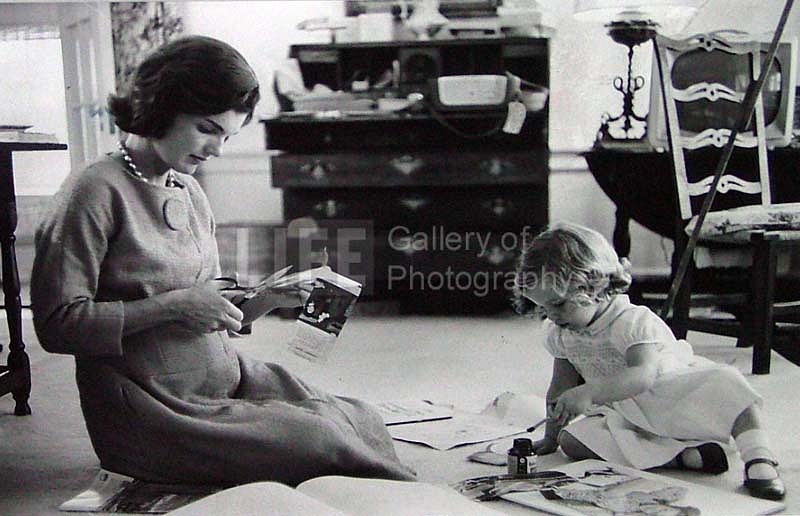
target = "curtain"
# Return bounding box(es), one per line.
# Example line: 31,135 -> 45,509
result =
110,2 -> 183,93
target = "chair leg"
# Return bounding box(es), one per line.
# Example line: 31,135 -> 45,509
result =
750,233 -> 777,375
669,235 -> 691,339
0,355 -> 32,416
737,308 -> 753,348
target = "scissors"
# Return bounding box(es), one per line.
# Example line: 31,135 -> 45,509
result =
213,265 -> 295,305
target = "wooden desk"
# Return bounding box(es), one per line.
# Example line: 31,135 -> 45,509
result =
0,141 -> 67,415
263,37 -> 550,314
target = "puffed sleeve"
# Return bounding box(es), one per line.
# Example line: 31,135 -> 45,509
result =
608,305 -> 676,356
31,168 -> 125,356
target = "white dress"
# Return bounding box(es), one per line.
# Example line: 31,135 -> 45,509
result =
545,295 -> 760,469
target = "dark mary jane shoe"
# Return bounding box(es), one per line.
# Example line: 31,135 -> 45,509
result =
676,442 -> 729,474
744,458 -> 786,501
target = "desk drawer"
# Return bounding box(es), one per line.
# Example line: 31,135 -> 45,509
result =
283,186 -> 547,230
445,151 -> 547,184
262,113 -> 547,151
280,224 -> 525,306
379,231 -> 521,312
272,152 -> 444,188
271,150 -> 547,188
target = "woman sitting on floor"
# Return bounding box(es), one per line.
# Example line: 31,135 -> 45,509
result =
31,35 -> 414,487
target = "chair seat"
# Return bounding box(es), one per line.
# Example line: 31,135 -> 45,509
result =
684,204 -> 800,269
685,202 -> 800,242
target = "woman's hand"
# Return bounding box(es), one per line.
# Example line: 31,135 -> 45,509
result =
552,385 -> 594,426
169,281 -> 244,334
532,435 -> 559,455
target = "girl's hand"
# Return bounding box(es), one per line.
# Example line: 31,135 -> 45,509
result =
532,436 -> 559,455
553,385 -> 594,426
170,281 -> 243,334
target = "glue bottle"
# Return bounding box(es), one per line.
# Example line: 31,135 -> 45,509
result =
507,437 -> 536,475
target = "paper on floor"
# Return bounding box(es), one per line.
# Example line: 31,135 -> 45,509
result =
387,392 -> 546,450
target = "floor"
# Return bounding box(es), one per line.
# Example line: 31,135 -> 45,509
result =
1,309 -> 798,515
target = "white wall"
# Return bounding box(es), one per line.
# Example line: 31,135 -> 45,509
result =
0,38 -> 70,195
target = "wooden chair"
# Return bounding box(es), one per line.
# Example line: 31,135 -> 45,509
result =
652,31 -> 800,374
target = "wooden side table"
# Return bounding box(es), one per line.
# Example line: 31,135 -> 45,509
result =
583,146 -> 800,257
0,141 -> 67,415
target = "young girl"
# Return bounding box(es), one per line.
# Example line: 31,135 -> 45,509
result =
513,222 -> 784,500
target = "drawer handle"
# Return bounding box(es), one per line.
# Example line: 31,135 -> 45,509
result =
390,234 -> 423,256
480,245 -> 514,266
300,160 -> 333,181
479,158 -> 514,177
390,155 -> 424,176
398,197 -> 428,212
312,200 -> 343,218
482,198 -> 513,217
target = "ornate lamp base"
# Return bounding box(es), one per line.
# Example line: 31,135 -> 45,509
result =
598,19 -> 658,142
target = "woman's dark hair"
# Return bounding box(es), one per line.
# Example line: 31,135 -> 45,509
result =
108,35 -> 260,138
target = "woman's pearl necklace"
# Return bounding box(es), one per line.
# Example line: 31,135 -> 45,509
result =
118,142 -> 176,187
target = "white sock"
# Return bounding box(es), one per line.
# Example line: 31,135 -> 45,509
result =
735,429 -> 778,480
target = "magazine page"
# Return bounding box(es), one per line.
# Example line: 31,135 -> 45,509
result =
166,481 -> 347,516
229,265 -> 317,325
454,459 -> 785,516
296,476 -> 507,516
287,266 -> 362,362
226,263 -> 361,330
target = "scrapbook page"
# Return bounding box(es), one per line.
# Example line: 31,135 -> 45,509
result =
285,265 -> 362,361
454,459 -> 785,516
167,475 -> 506,516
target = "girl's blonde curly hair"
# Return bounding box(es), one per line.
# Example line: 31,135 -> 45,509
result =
512,222 -> 632,317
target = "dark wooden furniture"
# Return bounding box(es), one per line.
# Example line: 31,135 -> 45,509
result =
263,37 -> 550,313
584,145 -> 800,256
1,141 -> 66,414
